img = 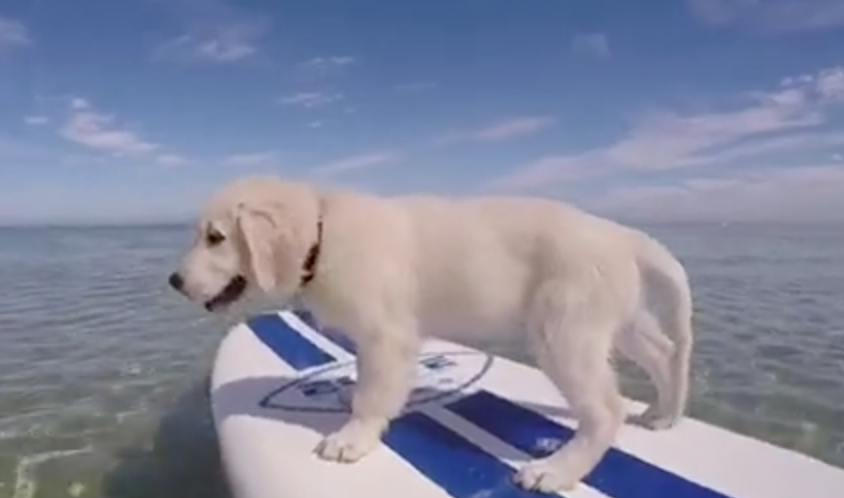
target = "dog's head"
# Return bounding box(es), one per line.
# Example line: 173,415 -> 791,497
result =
168,176 -> 321,312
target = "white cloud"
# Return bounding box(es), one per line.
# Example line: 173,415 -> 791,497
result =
221,151 -> 277,167
440,116 -> 556,145
70,97 -> 91,110
278,92 -> 343,108
489,65 -> 844,191
0,17 -> 30,48
589,164 -> 844,222
155,154 -> 191,166
300,55 -> 357,73
311,151 -> 401,176
687,0 -> 844,33
486,155 -> 592,191
813,67 -> 844,100
572,33 -> 610,59
59,100 -> 160,155
472,117 -> 556,141
152,23 -> 264,63
24,116 -> 49,126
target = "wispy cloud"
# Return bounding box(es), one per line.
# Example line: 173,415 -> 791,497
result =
571,33 -> 610,59
471,116 -> 557,141
155,154 -> 191,166
278,92 -> 344,108
395,81 -> 438,92
24,116 -> 50,126
486,156 -> 591,191
311,151 -> 401,176
687,0 -> 844,33
590,164 -> 844,222
439,116 -> 556,145
221,151 -> 278,167
299,55 -> 357,74
288,55 -> 358,85
489,66 -> 844,191
70,97 -> 90,110
59,98 -> 160,155
0,17 -> 31,49
152,22 -> 266,63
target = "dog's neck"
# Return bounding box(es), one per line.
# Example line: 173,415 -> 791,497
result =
300,212 -> 324,287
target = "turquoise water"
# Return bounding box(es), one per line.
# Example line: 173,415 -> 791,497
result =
0,223 -> 842,497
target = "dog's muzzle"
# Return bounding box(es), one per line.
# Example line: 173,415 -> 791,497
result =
204,275 -> 247,311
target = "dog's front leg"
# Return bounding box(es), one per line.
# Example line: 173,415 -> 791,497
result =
315,319 -> 419,463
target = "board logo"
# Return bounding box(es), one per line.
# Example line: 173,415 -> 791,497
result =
260,351 -> 494,413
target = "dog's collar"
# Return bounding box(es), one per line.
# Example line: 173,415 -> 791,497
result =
300,217 -> 323,287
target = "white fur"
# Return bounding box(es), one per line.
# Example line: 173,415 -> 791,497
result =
173,176 -> 695,493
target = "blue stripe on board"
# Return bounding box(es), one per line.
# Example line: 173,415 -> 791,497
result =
292,309 -> 358,354
247,314 -> 335,370
386,411 -> 557,498
247,312 -> 560,498
445,391 -> 734,498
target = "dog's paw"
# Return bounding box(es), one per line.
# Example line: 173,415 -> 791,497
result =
513,457 -> 581,493
314,419 -> 384,463
633,405 -> 681,431
642,414 -> 679,431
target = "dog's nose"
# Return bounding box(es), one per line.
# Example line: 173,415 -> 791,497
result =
168,272 -> 184,291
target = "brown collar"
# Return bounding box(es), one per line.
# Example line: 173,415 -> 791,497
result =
300,218 -> 323,286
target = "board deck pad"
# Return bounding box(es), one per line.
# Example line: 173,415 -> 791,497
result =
210,311 -> 844,498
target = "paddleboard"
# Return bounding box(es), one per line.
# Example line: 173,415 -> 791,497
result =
210,310 -> 844,498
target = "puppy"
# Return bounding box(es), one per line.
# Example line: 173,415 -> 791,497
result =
169,175 -> 694,493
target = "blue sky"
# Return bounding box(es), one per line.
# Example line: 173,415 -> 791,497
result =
2,0 -> 844,224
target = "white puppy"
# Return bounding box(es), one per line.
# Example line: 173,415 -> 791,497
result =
169,175 -> 694,493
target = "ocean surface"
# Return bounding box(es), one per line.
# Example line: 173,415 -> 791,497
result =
0,222 -> 842,498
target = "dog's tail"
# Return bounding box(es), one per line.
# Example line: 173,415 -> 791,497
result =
632,231 -> 694,413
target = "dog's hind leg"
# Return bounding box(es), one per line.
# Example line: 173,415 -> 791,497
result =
659,292 -> 694,430
620,284 -> 694,430
632,234 -> 695,429
514,286 -> 626,493
615,311 -> 676,429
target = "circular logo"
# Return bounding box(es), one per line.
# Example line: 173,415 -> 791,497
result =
260,351 -> 493,413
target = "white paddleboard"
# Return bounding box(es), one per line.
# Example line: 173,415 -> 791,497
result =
210,310 -> 844,498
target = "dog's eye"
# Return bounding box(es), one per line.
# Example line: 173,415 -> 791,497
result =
206,229 -> 225,246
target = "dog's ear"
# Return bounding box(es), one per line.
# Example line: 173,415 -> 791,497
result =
236,201 -> 308,293
237,204 -> 283,292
